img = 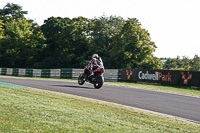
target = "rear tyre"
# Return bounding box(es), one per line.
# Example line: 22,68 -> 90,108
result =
78,74 -> 85,85
94,76 -> 103,89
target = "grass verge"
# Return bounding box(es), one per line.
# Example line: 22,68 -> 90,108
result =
105,82 -> 200,98
0,86 -> 200,133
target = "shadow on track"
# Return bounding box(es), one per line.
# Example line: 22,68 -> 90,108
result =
51,84 -> 95,89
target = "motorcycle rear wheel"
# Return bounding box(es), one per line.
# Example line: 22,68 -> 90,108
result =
94,75 -> 103,89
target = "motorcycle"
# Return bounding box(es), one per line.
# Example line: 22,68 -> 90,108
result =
78,65 -> 104,89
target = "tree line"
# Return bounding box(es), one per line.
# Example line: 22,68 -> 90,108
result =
163,55 -> 200,71
0,3 -> 199,71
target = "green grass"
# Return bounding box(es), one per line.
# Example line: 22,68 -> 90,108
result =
105,82 -> 200,98
0,86 -> 200,133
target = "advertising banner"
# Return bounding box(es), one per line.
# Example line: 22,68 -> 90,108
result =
180,71 -> 200,86
121,68 -> 200,87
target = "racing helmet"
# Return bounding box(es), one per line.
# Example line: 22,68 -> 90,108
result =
92,54 -> 99,58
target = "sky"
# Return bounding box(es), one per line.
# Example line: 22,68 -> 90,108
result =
1,0 -> 200,59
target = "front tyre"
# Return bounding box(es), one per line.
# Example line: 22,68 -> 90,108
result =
94,75 -> 103,89
78,74 -> 85,85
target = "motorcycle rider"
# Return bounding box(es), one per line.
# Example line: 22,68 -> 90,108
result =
89,54 -> 104,76
84,54 -> 104,81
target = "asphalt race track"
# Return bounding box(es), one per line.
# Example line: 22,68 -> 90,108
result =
1,77 -> 200,123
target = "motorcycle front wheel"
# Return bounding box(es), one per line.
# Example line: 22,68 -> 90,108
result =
78,74 -> 85,85
94,75 -> 103,89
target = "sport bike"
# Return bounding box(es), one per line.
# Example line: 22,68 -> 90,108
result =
78,65 -> 104,89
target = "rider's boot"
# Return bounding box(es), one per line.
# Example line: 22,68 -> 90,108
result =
87,71 -> 94,81
91,71 -> 94,76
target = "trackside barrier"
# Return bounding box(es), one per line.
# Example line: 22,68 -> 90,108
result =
61,68 -> 73,79
18,68 -> 26,76
7,68 -> 13,75
13,68 -> 19,76
50,69 -> 61,78
104,69 -> 120,82
1,68 -> 7,75
33,69 -> 42,77
0,68 -> 121,82
71,69 -> 120,82
120,68 -> 200,87
1,67 -> 199,86
72,69 -> 82,79
26,69 -> 33,77
41,69 -> 51,78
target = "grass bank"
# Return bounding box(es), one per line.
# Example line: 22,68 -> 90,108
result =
105,82 -> 200,98
0,86 -> 199,132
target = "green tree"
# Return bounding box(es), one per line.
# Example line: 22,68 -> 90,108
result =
0,3 -> 27,23
163,56 -> 184,70
0,19 -> 44,68
0,20 -> 4,38
66,17 -> 91,67
40,16 -> 92,68
163,58 -> 176,70
139,55 -> 163,69
181,56 -> 191,71
0,3 -> 165,69
163,56 -> 192,71
88,15 -> 125,68
40,17 -> 72,68
111,18 -> 158,69
191,55 -> 200,71
29,25 -> 46,68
